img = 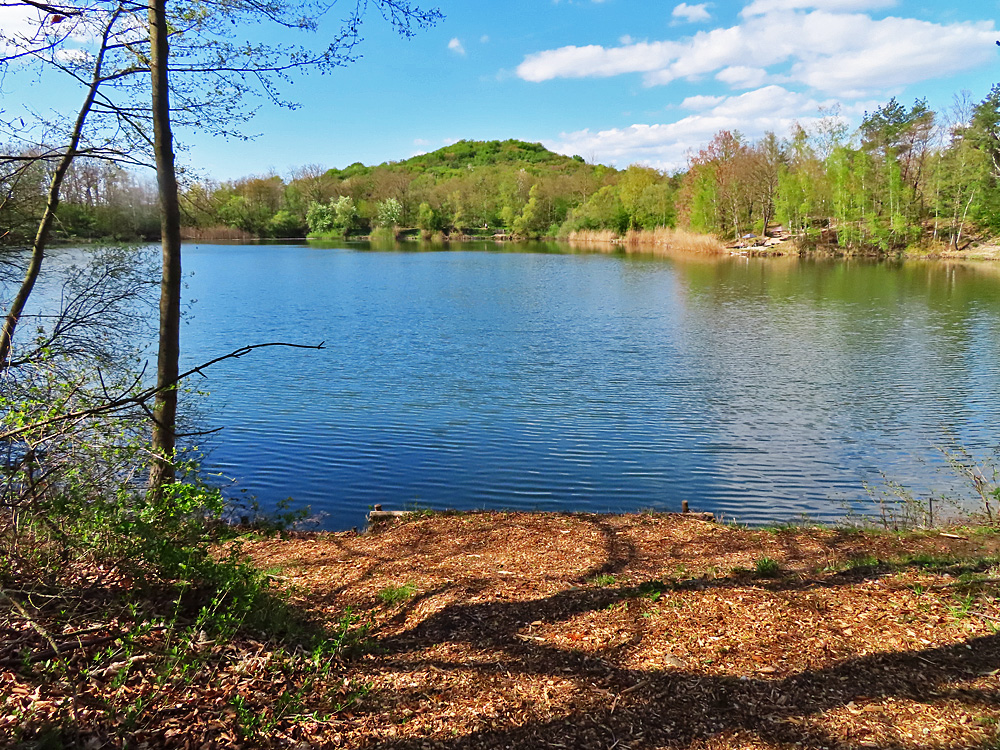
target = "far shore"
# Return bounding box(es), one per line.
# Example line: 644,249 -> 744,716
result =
172,225 -> 1000,262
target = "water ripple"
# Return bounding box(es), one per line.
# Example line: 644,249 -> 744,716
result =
178,244 -> 1000,530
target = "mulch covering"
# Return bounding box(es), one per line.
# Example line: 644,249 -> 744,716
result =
4,511 -> 1000,748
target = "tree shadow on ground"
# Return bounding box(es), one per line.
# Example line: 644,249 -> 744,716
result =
363,602 -> 1000,749
350,538 -> 1000,750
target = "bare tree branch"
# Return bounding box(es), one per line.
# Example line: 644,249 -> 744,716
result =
1,341 -> 325,441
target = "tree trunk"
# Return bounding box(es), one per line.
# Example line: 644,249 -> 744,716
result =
147,0 -> 183,493
0,15 -> 118,367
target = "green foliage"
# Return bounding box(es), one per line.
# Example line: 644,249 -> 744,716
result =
182,140 -> 629,238
306,199 -> 335,235
560,185 -> 629,235
845,554 -> 881,570
267,209 -> 303,238
512,184 -> 545,237
754,557 -> 781,577
401,139 -> 580,174
377,582 -> 417,604
217,193 -> 276,236
618,165 -> 658,229
325,161 -> 372,181
416,201 -> 443,232
684,168 -> 718,235
53,202 -> 161,242
306,195 -> 357,237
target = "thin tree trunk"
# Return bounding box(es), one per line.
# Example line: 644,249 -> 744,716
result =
148,0 -> 183,493
0,15 -> 118,367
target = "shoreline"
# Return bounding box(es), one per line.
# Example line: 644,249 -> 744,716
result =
307,231 -> 1000,262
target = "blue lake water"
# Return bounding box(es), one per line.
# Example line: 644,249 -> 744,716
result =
162,241 -> 1000,528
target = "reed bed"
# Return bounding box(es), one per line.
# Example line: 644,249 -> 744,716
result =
180,225 -> 256,241
565,227 -> 725,255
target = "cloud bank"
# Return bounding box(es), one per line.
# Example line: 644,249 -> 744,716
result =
518,9 -> 995,96
520,1 -> 996,169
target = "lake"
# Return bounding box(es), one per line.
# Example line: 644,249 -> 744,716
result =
160,240 -> 1000,530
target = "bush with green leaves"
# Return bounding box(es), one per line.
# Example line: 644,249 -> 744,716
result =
305,195 -> 358,237
0,246 -> 242,590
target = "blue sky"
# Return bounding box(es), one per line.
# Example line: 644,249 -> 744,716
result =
3,0 -> 1000,180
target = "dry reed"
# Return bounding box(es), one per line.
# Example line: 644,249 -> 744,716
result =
565,227 -> 725,256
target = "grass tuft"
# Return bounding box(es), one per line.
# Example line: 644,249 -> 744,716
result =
754,556 -> 782,577
378,583 -> 417,605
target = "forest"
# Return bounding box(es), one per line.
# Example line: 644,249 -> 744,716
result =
5,86 -> 1000,254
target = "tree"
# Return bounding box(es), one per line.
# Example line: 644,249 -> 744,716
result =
306,195 -> 356,236
375,197 -> 403,228
1,0 -> 442,491
680,130 -> 758,239
0,5 -> 135,367
512,184 -> 543,237
416,200 -> 442,234
618,165 -> 657,230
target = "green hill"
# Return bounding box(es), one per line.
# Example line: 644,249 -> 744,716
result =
326,139 -> 588,180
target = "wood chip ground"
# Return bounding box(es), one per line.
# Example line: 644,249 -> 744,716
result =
5,511 -> 1000,748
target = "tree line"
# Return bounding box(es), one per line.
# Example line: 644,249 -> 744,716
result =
5,86 -> 1000,254
20,86 -> 998,253
176,138 -> 682,240
681,92 -> 1000,253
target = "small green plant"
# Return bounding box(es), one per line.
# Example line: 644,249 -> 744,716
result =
947,593 -> 976,619
378,582 -> 417,605
229,693 -> 277,739
754,556 -> 781,577
846,553 -> 881,570
635,580 -> 667,600
588,573 -> 616,587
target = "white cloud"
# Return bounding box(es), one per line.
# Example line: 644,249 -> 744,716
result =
517,7 -> 997,98
448,37 -> 465,55
518,41 -> 681,81
681,94 -> 725,110
0,6 -> 44,56
546,86 -> 835,170
413,138 -> 431,146
53,48 -> 91,64
0,6 -> 41,38
480,34 -> 490,44
788,14 -> 997,97
672,3 -> 711,23
716,65 -> 768,88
